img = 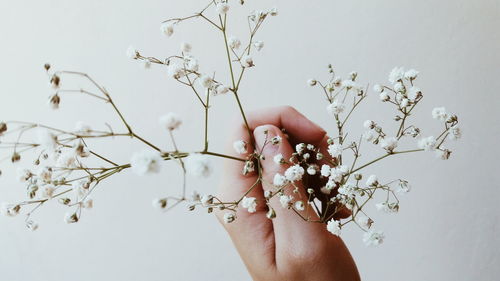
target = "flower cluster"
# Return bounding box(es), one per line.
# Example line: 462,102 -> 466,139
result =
0,0 -> 461,248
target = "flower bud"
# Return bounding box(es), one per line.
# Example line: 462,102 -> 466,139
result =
0,122 -> 7,135
266,208 -> 276,219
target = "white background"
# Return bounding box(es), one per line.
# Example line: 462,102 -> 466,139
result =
0,0 -> 499,280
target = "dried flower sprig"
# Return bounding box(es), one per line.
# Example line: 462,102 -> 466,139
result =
0,1 -> 461,247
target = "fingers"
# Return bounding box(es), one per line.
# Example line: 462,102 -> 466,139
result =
247,106 -> 326,145
253,125 -> 327,250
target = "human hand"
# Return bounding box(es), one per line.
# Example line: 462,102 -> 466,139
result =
216,106 -> 360,281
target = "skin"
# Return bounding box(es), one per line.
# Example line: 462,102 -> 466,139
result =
215,106 -> 360,281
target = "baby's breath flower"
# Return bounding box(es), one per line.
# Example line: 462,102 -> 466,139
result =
273,173 -> 288,187
320,164 -> 331,177
307,79 -> 317,86
26,220 -> 39,231
432,107 -> 448,122
253,40 -> 264,51
284,165 -> 305,182
48,94 -> 61,109
152,198 -> 168,209
306,165 -> 318,175
223,212 -> 236,223
418,136 -> 436,151
130,150 -> 162,175
17,168 -> 32,182
242,55 -> 254,67
327,219 -> 341,236
82,198 -> 93,209
376,202 -> 399,213
269,7 -> 278,16
408,86 -> 422,101
74,121 -> 92,136
160,22 -> 174,37
0,122 -> 7,135
373,84 -> 384,93
126,46 -> 139,59
363,130 -> 377,142
159,112 -> 182,131
380,137 -> 398,152
294,201 -> 305,211
167,63 -> 185,79
200,194 -> 213,207
388,67 -> 405,84
180,42 -> 192,53
404,69 -> 419,80
36,166 -> 52,182
366,175 -> 378,187
448,125 -> 461,140
363,120 -> 375,129
379,92 -> 390,102
233,140 -> 248,155
228,36 -> 241,49
198,75 -> 214,89
184,56 -> 199,72
295,143 -> 306,155
273,153 -> 284,165
327,144 -> 342,158
394,82 -> 405,93
215,84 -> 230,95
435,149 -> 452,160
271,135 -> 282,145
185,153 -> 212,178
363,230 -> 385,246
64,212 -> 78,224
355,216 -> 372,229
326,100 -> 345,116
216,2 -> 230,15
241,196 -> 257,213
396,180 -> 411,193
279,194 -> 293,208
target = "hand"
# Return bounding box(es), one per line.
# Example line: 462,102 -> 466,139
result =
216,106 -> 360,281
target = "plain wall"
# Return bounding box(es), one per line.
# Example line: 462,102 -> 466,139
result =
0,0 -> 499,280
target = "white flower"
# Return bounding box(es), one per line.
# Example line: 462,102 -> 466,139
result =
56,152 -> 77,168
376,202 -> 399,213
215,84 -> 230,95
38,129 -> 58,152
233,140 -> 248,154
307,165 -> 317,175
408,87 -> 422,101
242,55 -> 254,67
320,164 -> 331,177
152,198 -> 167,209
356,216 -> 372,229
82,198 -> 93,209
284,165 -> 305,182
294,201 -> 305,211
180,42 -> 192,53
396,180 -> 411,193
200,194 -> 213,206
338,182 -> 357,198
418,136 -> 436,151
307,79 -> 317,86
160,22 -> 174,37
36,166 -> 52,182
130,150 -> 162,175
366,175 -> 378,186
404,69 -> 419,80
64,212 -> 78,224
435,149 -> 451,160
380,137 -> 398,152
326,100 -> 345,116
126,46 -> 139,59
17,168 -> 32,182
159,112 -> 182,131
432,107 -> 448,122
388,67 -> 405,84
379,92 -> 390,102
198,75 -> 213,88
72,180 -> 90,197
279,195 -> 293,208
273,154 -> 284,165
363,230 -> 385,246
373,84 -> 384,93
184,56 -> 199,72
271,136 -> 282,145
273,173 -> 288,187
185,153 -> 212,178
327,144 -> 342,158
327,219 -> 341,236
363,120 -> 375,129
167,63 -> 185,79
269,7 -> 278,16
1,203 -> 20,217
448,125 -> 461,140
342,80 -> 357,89
74,121 -> 92,135
254,40 -> 264,51
40,185 -> 55,198
363,130 -> 377,142
216,2 -> 230,15
223,212 -> 236,223
400,98 -> 409,108
26,220 -> 39,231
241,196 -> 257,213
228,36 -> 241,49
393,82 -> 404,93
295,143 -> 306,155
